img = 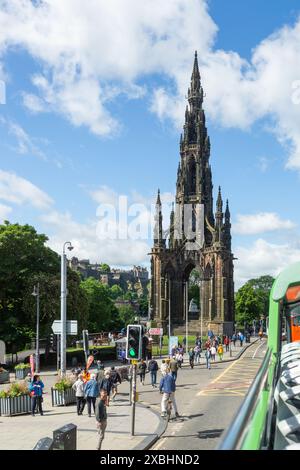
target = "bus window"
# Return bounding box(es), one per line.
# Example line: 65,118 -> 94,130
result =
285,303 -> 300,342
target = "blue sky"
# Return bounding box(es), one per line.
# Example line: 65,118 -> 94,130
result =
1,0 -> 300,288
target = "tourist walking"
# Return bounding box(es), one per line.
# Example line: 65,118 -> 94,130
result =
194,345 -> 201,364
169,356 -> 179,382
137,359 -> 147,385
205,347 -> 211,370
175,351 -> 183,368
217,344 -> 224,361
159,371 -> 179,418
84,373 -> 99,417
232,334 -> 237,347
224,336 -> 230,352
188,347 -> 195,368
160,359 -> 169,376
98,370 -> 113,406
148,358 -> 159,387
95,390 -> 108,450
29,374 -> 44,416
72,373 -> 86,415
210,345 -> 216,361
110,366 -> 122,400
239,333 -> 244,347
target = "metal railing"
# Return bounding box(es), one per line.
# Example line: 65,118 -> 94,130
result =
217,348 -> 272,450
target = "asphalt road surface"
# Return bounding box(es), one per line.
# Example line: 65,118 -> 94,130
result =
139,339 -> 268,450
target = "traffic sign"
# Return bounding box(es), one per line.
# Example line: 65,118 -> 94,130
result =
149,328 -> 163,336
51,320 -> 78,335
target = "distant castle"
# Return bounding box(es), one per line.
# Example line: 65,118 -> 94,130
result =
69,257 -> 149,296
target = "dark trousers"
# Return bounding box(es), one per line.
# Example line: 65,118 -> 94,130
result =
139,372 -> 145,383
150,371 -> 157,386
76,397 -> 85,415
31,396 -> 43,415
171,371 -> 177,382
87,396 -> 96,416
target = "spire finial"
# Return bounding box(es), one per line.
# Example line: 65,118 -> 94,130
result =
156,188 -> 161,206
216,186 -> 223,212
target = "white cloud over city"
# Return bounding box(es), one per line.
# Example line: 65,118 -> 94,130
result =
0,0 -> 298,171
233,212 -> 296,235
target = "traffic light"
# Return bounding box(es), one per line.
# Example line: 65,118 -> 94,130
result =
50,334 -> 56,352
126,325 -> 142,360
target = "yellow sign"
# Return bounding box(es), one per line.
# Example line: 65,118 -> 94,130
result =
135,391 -> 139,401
131,359 -> 138,365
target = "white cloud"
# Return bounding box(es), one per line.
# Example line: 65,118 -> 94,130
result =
41,209 -> 151,266
0,202 -> 11,222
0,169 -> 53,209
233,212 -> 296,235
235,238 -> 300,288
0,117 -> 47,159
1,0 -> 300,169
0,0 -> 216,137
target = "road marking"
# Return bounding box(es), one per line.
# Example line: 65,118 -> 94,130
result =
252,341 -> 266,359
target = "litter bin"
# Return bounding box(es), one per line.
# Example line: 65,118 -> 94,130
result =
53,423 -> 77,450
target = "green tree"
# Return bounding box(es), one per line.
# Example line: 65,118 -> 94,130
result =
99,263 -> 110,273
0,222 -> 60,352
117,304 -> 136,327
81,277 -> 118,332
247,275 -> 274,318
235,283 -> 265,325
109,284 -> 124,300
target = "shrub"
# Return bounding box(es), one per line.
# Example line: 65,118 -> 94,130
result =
0,381 -> 30,398
15,363 -> 31,370
53,377 -> 73,391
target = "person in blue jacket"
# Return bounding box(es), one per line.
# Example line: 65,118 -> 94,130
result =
29,374 -> 44,416
159,371 -> 179,418
84,373 -> 99,417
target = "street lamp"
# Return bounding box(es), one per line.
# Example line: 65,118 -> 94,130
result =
32,283 -> 40,373
60,241 -> 73,376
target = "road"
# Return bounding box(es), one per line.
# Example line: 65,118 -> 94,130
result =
140,338 -> 268,450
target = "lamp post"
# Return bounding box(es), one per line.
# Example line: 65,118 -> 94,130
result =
168,274 -> 171,342
61,241 -> 73,376
32,283 -> 40,373
185,281 -> 189,354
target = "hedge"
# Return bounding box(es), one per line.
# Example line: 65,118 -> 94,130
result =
24,346 -> 116,367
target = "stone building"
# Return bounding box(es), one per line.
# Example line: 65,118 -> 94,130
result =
69,257 -> 149,296
150,52 -> 235,336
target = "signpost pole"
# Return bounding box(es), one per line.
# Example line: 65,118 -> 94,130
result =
131,363 -> 137,436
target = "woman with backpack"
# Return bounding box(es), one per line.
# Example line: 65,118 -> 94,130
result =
205,347 -> 211,370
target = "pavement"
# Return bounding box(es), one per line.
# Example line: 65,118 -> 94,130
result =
0,369 -> 163,450
0,336 -> 260,450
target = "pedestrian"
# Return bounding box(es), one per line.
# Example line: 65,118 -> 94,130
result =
205,347 -> 211,370
96,364 -> 105,383
240,333 -> 244,347
159,371 -> 179,418
175,351 -> 183,368
72,373 -> 86,415
217,344 -> 224,361
188,347 -> 195,368
110,366 -> 122,400
169,356 -> 179,382
25,372 -> 32,386
232,334 -> 237,347
194,345 -> 201,364
29,374 -> 44,416
84,373 -> 99,417
160,359 -> 169,376
95,390 -> 108,451
148,358 -> 159,387
137,359 -> 147,385
98,370 -> 113,406
210,345 -> 216,361
224,336 -> 230,352
258,329 -> 263,341
96,360 -> 103,371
